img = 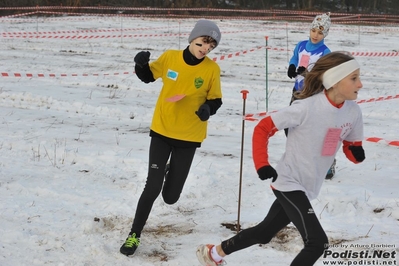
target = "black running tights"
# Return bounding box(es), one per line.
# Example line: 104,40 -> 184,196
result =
221,190 -> 329,266
130,136 -> 196,236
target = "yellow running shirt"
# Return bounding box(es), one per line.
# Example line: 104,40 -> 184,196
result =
149,50 -> 222,143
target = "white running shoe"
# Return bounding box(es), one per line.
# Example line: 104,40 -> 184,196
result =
196,244 -> 226,266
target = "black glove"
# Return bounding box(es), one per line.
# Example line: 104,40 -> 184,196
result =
287,64 -> 297,79
348,146 -> 365,162
134,51 -> 151,68
195,104 -> 211,121
297,66 -> 306,75
257,165 -> 278,182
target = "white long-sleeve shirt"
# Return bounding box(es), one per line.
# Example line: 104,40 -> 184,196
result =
253,91 -> 364,200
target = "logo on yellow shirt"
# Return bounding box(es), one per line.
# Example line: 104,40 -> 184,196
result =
194,77 -> 204,89
167,69 -> 178,81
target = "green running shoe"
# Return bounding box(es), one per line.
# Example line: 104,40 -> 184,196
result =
120,233 -> 140,256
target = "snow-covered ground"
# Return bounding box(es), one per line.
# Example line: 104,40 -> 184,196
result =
0,15 -> 398,266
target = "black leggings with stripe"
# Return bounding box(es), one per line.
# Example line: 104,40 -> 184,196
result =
221,190 -> 328,266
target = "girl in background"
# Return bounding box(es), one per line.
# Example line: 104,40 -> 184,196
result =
286,12 -> 336,179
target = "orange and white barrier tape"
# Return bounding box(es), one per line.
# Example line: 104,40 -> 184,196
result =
244,94 -> 399,121
365,137 -> 399,147
1,27 -> 171,35
212,46 -> 265,61
0,29 -> 263,39
1,42 -> 399,78
1,71 -> 134,78
0,46 -> 263,78
2,26 -> 399,58
1,7 -> 399,26
1,33 -> 186,39
356,94 -> 399,103
1,7 -> 398,20
351,51 -> 399,57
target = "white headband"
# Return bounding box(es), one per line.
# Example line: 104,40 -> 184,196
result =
322,59 -> 360,89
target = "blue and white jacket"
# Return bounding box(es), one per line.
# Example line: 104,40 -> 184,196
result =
289,39 -> 331,91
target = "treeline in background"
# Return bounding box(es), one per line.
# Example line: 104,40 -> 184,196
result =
0,0 -> 397,15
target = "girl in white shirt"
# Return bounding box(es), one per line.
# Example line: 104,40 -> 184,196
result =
197,51 -> 366,266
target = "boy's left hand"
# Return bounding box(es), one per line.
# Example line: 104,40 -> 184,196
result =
195,104 -> 210,121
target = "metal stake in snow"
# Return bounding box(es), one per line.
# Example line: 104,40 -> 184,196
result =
237,89 -> 249,234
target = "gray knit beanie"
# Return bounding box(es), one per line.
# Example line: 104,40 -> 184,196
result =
188,19 -> 221,48
311,12 -> 331,37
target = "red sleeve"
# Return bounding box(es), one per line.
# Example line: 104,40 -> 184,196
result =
252,116 -> 278,170
343,140 -> 363,164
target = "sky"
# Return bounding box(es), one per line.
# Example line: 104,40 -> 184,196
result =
0,14 -> 398,266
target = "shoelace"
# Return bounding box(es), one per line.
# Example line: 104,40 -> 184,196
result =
124,235 -> 140,248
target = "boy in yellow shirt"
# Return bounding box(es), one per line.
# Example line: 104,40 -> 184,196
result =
120,19 -> 222,256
